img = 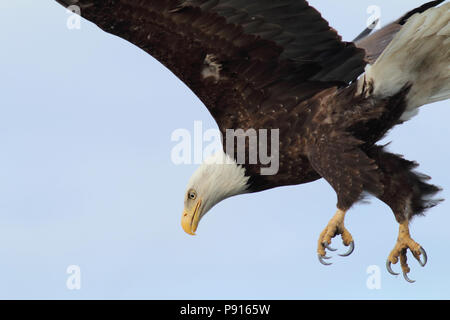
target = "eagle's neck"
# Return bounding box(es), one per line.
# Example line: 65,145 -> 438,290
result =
202,151 -> 250,197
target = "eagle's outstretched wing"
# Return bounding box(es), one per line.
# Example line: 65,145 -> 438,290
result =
56,0 -> 366,134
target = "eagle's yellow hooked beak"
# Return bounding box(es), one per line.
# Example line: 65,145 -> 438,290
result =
181,199 -> 202,235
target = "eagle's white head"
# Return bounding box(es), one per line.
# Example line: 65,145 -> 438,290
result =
181,150 -> 250,235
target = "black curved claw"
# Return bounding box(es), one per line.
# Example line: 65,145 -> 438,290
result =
386,260 -> 400,276
339,241 -> 355,257
414,247 -> 428,267
323,242 -> 337,252
318,254 -> 332,266
403,272 -> 416,283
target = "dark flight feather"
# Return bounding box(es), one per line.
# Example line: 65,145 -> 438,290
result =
55,0 -> 366,131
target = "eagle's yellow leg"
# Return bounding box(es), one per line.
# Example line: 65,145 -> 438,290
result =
317,209 -> 354,264
386,221 -> 427,283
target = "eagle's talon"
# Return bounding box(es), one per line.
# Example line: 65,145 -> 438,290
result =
386,260 -> 400,276
323,242 -> 337,251
403,272 -> 416,283
318,255 -> 332,266
414,247 -> 427,267
339,241 -> 355,257
386,222 -> 426,282
317,209 -> 355,264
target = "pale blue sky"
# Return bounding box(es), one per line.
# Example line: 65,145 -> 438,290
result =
0,1 -> 448,299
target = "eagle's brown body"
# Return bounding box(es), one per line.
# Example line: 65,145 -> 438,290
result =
56,0 -> 448,281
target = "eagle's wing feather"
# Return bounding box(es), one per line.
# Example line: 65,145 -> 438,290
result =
56,0 -> 366,134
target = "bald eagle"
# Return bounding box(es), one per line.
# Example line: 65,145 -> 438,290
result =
56,0 -> 449,283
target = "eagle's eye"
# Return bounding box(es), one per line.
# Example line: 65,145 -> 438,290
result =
188,190 -> 197,200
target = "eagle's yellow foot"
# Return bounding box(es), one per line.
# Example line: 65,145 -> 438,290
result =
317,209 -> 355,265
386,221 -> 427,283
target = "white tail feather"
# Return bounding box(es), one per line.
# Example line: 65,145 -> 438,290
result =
361,3 -> 450,121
